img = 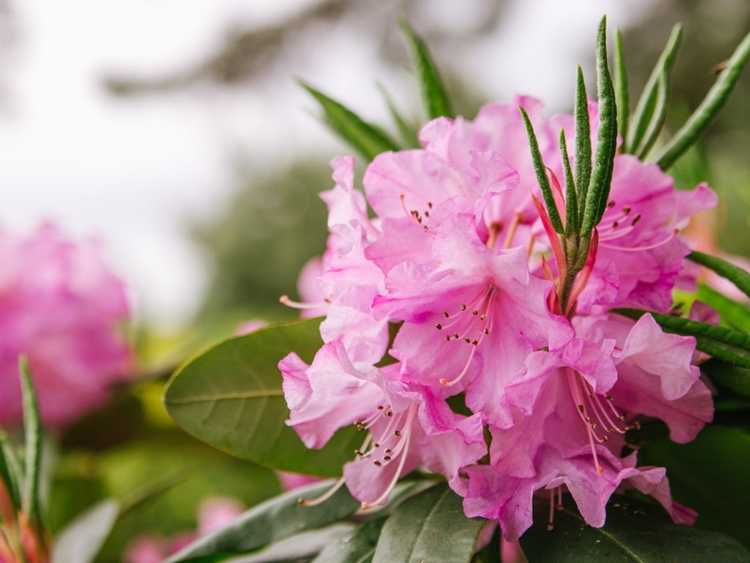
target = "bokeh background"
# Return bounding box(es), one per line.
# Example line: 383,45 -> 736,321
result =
1,0 -> 748,559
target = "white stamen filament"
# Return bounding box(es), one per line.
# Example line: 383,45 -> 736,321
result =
279,295 -> 328,310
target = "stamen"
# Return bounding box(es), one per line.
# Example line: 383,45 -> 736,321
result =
503,212 -> 522,249
299,476 -> 347,507
279,295 -> 327,310
547,488 -> 555,531
600,229 -> 679,252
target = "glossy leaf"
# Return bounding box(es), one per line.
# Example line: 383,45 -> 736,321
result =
378,83 -> 420,148
165,318 -> 363,477
400,21 -> 454,119
313,517 -> 385,563
581,16 -> 617,235
166,480 -> 359,561
521,492 -> 749,561
625,24 -> 683,154
372,483 -> 484,563
520,108 -> 564,233
614,308 -> 750,368
613,29 -> 629,144
656,31 -> 750,170
639,426 -> 750,547
300,81 -> 400,161
51,499 -> 119,563
19,357 -> 43,526
689,251 -> 750,301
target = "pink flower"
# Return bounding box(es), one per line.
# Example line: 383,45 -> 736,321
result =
279,95 -> 714,537
0,223 -> 131,427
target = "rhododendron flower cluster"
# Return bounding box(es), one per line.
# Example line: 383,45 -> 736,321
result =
0,223 -> 132,427
279,94 -> 716,538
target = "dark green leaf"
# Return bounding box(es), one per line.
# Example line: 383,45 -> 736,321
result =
372,483 -> 484,563
52,499 -> 119,563
19,357 -> 43,526
614,308 -> 750,368
166,480 -> 359,561
378,83 -> 420,148
689,251 -> 750,301
656,31 -> 750,170
520,108 -> 564,233
696,284 -> 750,333
521,492 -> 749,561
164,318 -> 363,476
560,130 -> 578,236
574,66 -> 592,214
634,70 -> 668,159
400,21 -> 454,119
313,517 -> 385,563
0,432 -> 21,511
702,359 -> 750,399
300,81 -> 400,161
639,426 -> 750,547
625,24 -> 683,154
581,17 -> 618,235
613,29 -> 629,145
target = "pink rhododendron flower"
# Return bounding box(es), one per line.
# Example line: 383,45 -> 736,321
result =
279,95 -> 715,538
0,223 -> 132,427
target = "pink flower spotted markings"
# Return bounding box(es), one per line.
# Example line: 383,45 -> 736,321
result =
278,95 -> 715,538
0,223 -> 132,427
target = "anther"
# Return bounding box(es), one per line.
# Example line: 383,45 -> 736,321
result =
395,430 -> 401,437
632,214 -> 641,225
374,461 -> 382,467
607,200 -> 616,208
435,323 -> 443,330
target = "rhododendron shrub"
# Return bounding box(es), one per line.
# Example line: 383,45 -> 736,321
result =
0,223 -> 132,427
165,16 -> 750,562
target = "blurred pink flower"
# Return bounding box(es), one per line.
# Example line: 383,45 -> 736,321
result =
277,471 -> 320,491
0,222 -> 132,427
125,497 -> 244,563
235,319 -> 268,335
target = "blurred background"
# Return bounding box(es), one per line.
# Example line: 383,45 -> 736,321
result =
1,0 -> 748,558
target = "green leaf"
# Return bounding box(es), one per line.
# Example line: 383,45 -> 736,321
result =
625,24 -> 683,154
378,83 -> 420,148
701,359 -> 750,399
300,81 -> 400,161
0,432 -> 21,511
313,517 -> 385,563
581,16 -> 618,235
520,108 -> 564,233
521,492 -> 749,561
19,357 -> 43,526
560,130 -> 578,236
51,499 -> 119,563
696,283 -> 750,333
656,31 -> 750,170
614,308 -> 750,368
613,29 -> 630,145
634,70 -> 668,159
400,21 -> 454,119
166,480 -> 359,561
689,251 -> 750,301
574,66 -> 592,214
164,318 -> 363,476
639,426 -> 750,547
372,483 -> 484,563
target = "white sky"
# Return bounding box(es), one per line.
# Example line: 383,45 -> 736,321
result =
0,0 -> 652,328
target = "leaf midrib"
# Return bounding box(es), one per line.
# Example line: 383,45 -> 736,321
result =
563,508 -> 646,563
165,389 -> 282,405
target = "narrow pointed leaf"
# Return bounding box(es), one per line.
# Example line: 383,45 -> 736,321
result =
164,318 -> 363,476
377,83 -> 420,148
400,21 -> 454,119
166,480 -> 359,561
689,250 -> 750,300
0,433 -> 21,510
702,360 -> 750,399
614,308 -> 750,368
581,17 -> 618,235
560,129 -> 578,235
635,69 -> 669,159
51,499 -> 119,563
656,31 -> 750,169
313,517 -> 385,563
521,492 -> 749,562
696,284 -> 750,333
372,483 -> 484,563
520,108 -> 564,233
300,81 -> 400,161
626,24 -> 683,154
19,357 -> 42,526
614,29 -> 630,144
574,66 -> 592,212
